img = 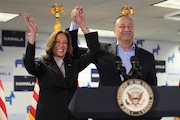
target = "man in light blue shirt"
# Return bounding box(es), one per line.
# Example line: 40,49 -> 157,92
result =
69,5 -> 159,120
70,6 -> 157,87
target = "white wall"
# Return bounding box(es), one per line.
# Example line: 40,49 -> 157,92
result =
0,31 -> 180,120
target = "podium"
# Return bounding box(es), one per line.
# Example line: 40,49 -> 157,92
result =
68,86 -> 180,119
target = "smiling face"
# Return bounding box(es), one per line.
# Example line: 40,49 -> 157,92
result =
114,15 -> 134,44
52,33 -> 68,59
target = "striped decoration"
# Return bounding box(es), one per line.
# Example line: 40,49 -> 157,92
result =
0,80 -> 8,120
29,78 -> 39,120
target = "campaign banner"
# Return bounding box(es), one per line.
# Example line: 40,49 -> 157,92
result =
0,66 -> 13,82
14,76 -> 36,91
155,60 -> 166,73
91,69 -> 99,82
2,30 -> 25,47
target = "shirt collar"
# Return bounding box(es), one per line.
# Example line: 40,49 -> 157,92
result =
53,56 -> 63,64
116,42 -> 135,51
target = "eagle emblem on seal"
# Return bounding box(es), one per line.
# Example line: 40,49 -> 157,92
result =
126,91 -> 143,105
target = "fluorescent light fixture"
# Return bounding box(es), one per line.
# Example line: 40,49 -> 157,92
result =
153,0 -> 180,21
152,0 -> 180,9
164,11 -> 180,21
0,12 -> 19,22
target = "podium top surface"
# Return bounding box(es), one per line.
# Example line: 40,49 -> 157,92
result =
69,86 -> 180,119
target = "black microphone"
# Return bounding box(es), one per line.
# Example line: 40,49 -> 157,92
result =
114,56 -> 123,74
114,56 -> 129,80
128,56 -> 142,79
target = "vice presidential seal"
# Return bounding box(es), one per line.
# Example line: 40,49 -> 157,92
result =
117,79 -> 154,116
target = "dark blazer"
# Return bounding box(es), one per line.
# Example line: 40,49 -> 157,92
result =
72,38 -> 157,87
24,32 -> 99,120
69,30 -> 160,120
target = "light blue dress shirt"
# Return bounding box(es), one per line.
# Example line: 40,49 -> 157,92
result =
117,43 -> 135,74
69,22 -> 79,31
70,22 -> 135,80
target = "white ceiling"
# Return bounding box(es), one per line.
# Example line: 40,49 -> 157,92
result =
0,0 -> 180,42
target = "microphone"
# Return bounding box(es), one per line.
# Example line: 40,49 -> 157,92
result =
114,56 -> 129,80
114,56 -> 123,74
128,56 -> 142,79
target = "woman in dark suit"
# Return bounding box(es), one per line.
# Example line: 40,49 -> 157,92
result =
23,12 -> 99,120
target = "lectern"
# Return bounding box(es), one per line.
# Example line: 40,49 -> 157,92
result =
69,86 -> 180,119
